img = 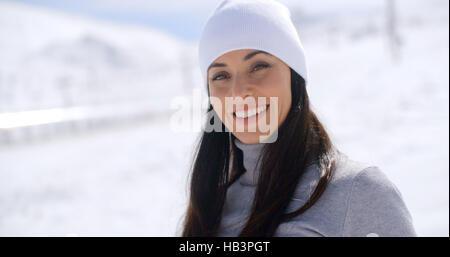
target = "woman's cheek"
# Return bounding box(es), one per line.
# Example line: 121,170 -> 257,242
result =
210,97 -> 227,123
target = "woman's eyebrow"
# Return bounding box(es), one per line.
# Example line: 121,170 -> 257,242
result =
207,50 -> 272,72
243,50 -> 271,61
207,62 -> 227,72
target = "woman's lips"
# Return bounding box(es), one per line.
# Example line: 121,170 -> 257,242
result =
233,104 -> 270,118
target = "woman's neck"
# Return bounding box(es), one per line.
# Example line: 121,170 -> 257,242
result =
233,137 -> 266,186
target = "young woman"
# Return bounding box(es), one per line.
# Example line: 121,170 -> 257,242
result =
181,0 -> 417,237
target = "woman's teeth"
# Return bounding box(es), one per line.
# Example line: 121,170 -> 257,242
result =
234,105 -> 267,118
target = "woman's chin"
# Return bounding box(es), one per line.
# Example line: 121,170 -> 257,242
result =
232,132 -> 271,144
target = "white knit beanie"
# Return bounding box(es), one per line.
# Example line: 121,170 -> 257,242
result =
198,0 -> 308,87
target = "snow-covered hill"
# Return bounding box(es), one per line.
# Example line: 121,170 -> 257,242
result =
0,1 -> 198,112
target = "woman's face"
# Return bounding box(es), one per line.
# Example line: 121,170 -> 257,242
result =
207,49 -> 292,144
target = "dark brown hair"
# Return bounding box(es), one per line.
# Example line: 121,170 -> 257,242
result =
181,68 -> 339,236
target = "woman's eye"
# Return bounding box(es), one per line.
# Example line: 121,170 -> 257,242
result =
212,73 -> 227,81
252,63 -> 270,72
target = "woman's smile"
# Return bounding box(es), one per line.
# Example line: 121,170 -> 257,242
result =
233,104 -> 270,129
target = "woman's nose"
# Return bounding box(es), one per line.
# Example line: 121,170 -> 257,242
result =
231,74 -> 254,98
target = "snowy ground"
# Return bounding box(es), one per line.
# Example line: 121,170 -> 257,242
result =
0,0 -> 448,236
0,116 -> 198,236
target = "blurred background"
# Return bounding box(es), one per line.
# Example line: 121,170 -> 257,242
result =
0,0 -> 448,236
